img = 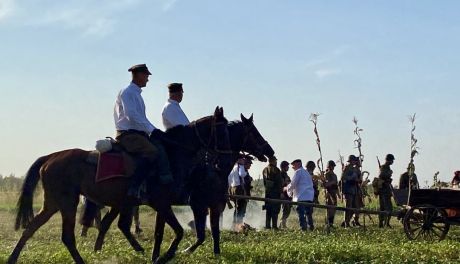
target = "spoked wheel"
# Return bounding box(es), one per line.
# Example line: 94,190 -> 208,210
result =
403,205 -> 450,241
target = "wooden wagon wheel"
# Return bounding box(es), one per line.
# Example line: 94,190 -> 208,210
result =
403,205 -> 450,241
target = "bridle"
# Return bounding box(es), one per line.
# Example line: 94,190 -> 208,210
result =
190,116 -> 233,155
237,122 -> 269,157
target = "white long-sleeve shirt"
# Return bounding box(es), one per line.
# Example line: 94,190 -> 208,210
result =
287,167 -> 314,202
228,164 -> 247,188
162,99 -> 190,130
114,82 -> 156,134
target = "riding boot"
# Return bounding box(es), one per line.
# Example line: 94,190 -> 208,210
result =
127,157 -> 151,202
149,138 -> 173,184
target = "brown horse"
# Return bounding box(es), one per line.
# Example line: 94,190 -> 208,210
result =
87,114 -> 275,257
7,107 -> 231,264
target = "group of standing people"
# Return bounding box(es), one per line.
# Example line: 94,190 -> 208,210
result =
228,152 -> 417,231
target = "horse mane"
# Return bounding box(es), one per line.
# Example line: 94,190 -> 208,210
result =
163,115 -> 214,145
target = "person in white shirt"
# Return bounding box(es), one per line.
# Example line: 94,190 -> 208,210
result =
162,83 -> 190,130
228,155 -> 248,231
114,64 -> 172,200
287,159 -> 314,231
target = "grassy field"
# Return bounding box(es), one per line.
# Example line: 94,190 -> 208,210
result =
1,190 -> 460,264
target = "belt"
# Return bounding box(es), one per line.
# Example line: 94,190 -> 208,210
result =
116,129 -> 148,138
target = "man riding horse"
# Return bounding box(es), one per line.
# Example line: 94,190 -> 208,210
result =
114,64 -> 173,202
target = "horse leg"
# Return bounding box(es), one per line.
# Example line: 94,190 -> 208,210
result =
117,208 -> 144,252
7,206 -> 58,264
133,206 -> 142,234
60,207 -> 85,264
183,206 -> 207,254
152,212 -> 166,262
210,205 -> 223,255
94,208 -> 119,251
154,207 -> 184,264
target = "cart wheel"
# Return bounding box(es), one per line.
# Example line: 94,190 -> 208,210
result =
403,205 -> 450,241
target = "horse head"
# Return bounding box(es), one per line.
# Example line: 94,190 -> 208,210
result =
190,106 -> 232,168
228,113 -> 275,162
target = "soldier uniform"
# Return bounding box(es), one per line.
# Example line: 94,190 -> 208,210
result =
324,160 -> 339,227
399,164 -> 419,190
341,155 -> 359,227
306,161 -> 319,204
262,156 -> 283,229
378,154 -> 395,228
279,161 -> 292,228
353,164 -> 363,226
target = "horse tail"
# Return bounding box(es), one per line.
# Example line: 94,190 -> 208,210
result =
14,155 -> 49,230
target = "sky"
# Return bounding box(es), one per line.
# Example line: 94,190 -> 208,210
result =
0,0 -> 459,186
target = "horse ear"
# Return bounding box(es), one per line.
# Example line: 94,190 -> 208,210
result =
249,114 -> 254,122
219,107 -> 224,116
241,114 -> 247,122
214,106 -> 219,116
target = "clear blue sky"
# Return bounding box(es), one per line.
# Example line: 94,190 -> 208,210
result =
1,0 -> 459,186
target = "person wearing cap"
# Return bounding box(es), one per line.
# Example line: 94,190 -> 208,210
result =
287,159 -> 314,231
162,83 -> 190,130
399,163 -> 419,190
340,155 -> 360,228
378,154 -> 395,228
228,155 -> 248,231
324,160 -> 339,227
262,156 -> 283,229
306,161 -> 319,204
114,64 -> 173,201
279,160 -> 292,229
243,156 -> 254,197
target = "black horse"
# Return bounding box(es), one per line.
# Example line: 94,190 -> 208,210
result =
184,114 -> 275,255
91,114 -> 275,258
7,107 -> 231,264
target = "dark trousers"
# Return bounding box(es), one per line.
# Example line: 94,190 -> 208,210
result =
344,193 -> 357,225
326,192 -> 337,225
296,201 -> 314,230
264,193 -> 281,229
281,202 -> 292,221
230,186 -> 247,225
379,193 -> 393,226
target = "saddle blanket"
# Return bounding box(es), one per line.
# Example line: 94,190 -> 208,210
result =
95,152 -> 129,183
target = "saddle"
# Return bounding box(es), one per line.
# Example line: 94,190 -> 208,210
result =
87,138 -> 135,183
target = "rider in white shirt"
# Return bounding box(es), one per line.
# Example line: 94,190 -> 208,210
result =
162,83 -> 190,130
114,64 -> 172,200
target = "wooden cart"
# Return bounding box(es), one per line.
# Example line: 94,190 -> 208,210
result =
400,188 -> 460,241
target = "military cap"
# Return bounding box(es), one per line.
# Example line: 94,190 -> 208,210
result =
291,159 -> 302,165
168,83 -> 183,93
348,155 -> 357,162
306,161 -> 316,170
128,64 -> 152,75
385,154 -> 395,161
280,161 -> 289,168
327,160 -> 336,167
455,171 -> 460,176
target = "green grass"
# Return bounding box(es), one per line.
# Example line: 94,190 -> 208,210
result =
1,191 -> 460,264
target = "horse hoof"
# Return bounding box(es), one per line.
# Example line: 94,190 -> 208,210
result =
134,246 -> 145,253
94,243 -> 102,252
